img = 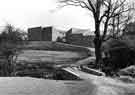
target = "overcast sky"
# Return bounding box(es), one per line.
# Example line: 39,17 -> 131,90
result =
0,0 -> 95,31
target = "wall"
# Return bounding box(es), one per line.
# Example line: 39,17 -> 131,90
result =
28,27 -> 52,41
42,27 -> 52,41
28,27 -> 42,41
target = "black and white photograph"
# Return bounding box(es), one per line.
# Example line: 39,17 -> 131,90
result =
0,0 -> 135,95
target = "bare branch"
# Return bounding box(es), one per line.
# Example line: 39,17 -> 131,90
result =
79,0 -> 93,11
87,0 -> 96,13
111,8 -> 134,18
110,0 -> 127,17
59,0 -> 94,11
99,0 -> 112,22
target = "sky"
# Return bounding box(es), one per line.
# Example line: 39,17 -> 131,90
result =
0,0 -> 95,32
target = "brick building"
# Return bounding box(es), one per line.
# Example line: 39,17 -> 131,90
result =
42,27 -> 52,41
28,27 -> 42,41
65,28 -> 94,47
28,26 -> 52,41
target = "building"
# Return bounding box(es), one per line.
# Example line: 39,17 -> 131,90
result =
52,27 -> 66,41
28,26 -> 68,41
42,27 -> 52,41
28,26 -> 94,45
28,26 -> 52,41
28,27 -> 42,41
65,28 -> 94,47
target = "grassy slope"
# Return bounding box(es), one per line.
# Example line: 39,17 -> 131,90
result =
15,41 -> 92,65
18,41 -> 91,55
16,50 -> 87,65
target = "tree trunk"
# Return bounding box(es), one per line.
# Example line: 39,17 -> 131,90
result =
94,21 -> 103,68
94,36 -> 102,68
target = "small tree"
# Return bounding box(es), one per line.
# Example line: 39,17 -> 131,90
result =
59,0 -> 134,67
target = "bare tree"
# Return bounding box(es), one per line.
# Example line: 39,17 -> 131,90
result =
58,0 -> 134,67
106,2 -> 135,38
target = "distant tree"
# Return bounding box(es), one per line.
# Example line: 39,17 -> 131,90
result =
0,23 -> 25,76
59,0 -> 135,67
0,24 -> 24,43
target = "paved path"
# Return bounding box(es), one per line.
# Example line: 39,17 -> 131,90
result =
63,67 -> 135,95
0,77 -> 97,95
0,77 -> 69,95
0,68 -> 134,95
